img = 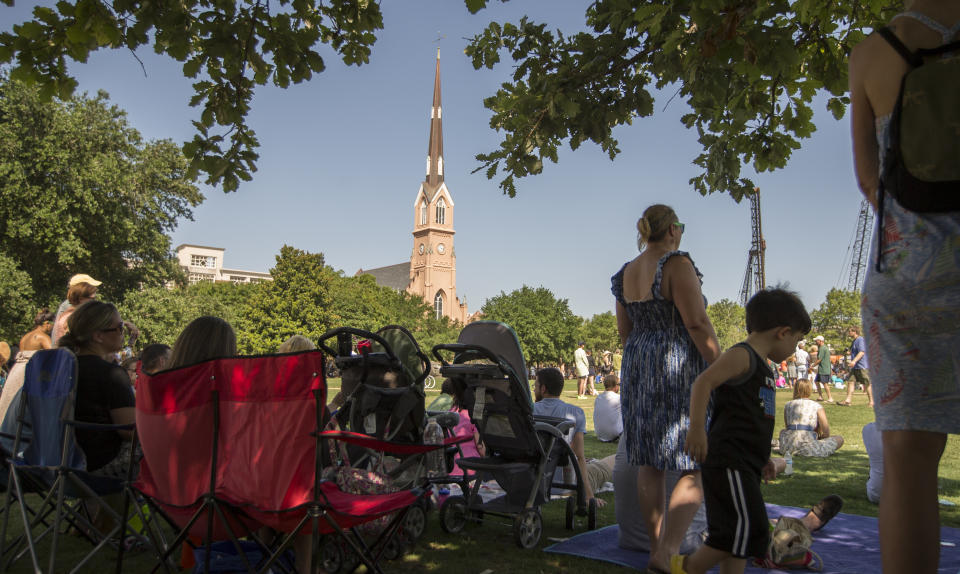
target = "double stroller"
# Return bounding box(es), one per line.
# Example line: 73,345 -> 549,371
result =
432,321 -> 598,549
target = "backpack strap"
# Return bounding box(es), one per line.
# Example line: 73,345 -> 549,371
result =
878,27 -> 923,67
917,39 -> 960,58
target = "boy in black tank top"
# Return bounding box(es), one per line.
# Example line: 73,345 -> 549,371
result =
671,288 -> 811,574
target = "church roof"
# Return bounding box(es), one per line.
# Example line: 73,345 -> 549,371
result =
358,262 -> 411,291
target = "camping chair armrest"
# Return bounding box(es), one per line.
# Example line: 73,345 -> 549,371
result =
316,430 -> 472,455
65,420 -> 136,432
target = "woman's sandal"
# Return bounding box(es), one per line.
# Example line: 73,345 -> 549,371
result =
810,494 -> 844,532
836,401 -> 852,407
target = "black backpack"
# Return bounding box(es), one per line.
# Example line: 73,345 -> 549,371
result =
875,27 -> 960,269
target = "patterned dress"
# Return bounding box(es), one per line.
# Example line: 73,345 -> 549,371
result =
863,14 -> 960,434
778,398 -> 842,457
611,251 -> 709,470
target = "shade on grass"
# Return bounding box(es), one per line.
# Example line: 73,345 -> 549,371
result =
4,383 -> 957,573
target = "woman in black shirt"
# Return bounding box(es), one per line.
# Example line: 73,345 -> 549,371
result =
57,301 -> 136,475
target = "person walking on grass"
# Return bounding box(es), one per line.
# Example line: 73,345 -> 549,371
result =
809,336 -> 834,403
676,288 -> 810,574
840,326 -> 873,407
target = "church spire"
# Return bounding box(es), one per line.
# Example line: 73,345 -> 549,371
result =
425,48 -> 444,188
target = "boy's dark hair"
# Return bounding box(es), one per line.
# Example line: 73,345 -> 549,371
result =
536,367 -> 565,396
140,343 -> 172,374
745,287 -> 811,334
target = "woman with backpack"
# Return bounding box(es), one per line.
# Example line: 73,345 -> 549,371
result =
849,4 -> 960,573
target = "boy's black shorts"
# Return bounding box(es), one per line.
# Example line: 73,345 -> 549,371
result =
702,466 -> 770,559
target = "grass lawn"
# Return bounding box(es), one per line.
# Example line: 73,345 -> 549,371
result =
3,379 -> 958,573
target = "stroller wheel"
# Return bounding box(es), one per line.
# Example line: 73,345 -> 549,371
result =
341,545 -> 360,573
320,538 -> 343,573
565,496 -> 575,530
402,504 -> 427,541
383,536 -> 404,560
587,497 -> 598,530
439,496 -> 468,533
513,508 -> 542,549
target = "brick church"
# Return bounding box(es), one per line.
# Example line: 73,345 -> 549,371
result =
357,51 -> 468,324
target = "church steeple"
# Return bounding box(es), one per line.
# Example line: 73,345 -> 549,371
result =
425,48 -> 444,188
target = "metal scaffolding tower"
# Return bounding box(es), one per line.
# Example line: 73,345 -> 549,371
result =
739,190 -> 766,307
847,198 -> 875,292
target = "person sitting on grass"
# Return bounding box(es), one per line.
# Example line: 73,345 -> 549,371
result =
593,373 -> 623,442
862,421 -> 883,505
532,367 -> 604,508
778,379 -> 844,458
677,288 -> 811,574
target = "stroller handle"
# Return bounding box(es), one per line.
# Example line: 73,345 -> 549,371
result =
431,343 -> 523,385
317,327 -> 400,366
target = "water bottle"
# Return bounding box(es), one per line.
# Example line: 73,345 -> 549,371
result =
424,417 -> 444,477
784,451 -> 794,476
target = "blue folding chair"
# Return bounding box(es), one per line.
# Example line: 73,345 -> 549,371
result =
0,349 -> 146,573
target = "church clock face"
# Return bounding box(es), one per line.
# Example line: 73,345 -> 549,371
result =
419,243 -> 425,255
437,243 -> 445,254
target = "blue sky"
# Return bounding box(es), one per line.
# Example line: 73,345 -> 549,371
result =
5,1 -> 869,319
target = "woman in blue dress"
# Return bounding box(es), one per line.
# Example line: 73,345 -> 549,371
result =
611,204 -> 720,573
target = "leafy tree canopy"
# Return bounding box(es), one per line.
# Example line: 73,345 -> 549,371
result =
117,281 -> 253,349
579,311 -> 619,356
0,75 -> 202,306
0,0 -> 382,192
3,1 -> 893,197
0,253 -> 35,342
229,245 -> 460,354
706,298 -> 747,351
810,287 -> 861,351
465,0 -> 892,199
235,245 -> 336,353
480,285 -> 580,367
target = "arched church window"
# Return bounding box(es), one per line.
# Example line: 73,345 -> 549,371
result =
420,201 -> 427,225
434,291 -> 444,320
436,198 -> 446,225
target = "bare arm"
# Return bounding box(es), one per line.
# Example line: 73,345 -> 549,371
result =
816,408 -> 831,439
663,257 -> 720,364
571,431 -> 604,506
685,346 -> 751,462
849,350 -> 865,369
615,300 -> 633,346
850,40 -> 880,209
110,406 -> 136,440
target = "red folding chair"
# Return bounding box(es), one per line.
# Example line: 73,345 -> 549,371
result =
126,349 -> 460,574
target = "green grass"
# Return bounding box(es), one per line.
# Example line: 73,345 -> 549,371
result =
3,380 -> 957,572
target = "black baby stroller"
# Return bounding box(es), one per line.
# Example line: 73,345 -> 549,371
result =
317,325 -> 432,484
431,321 -> 598,549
